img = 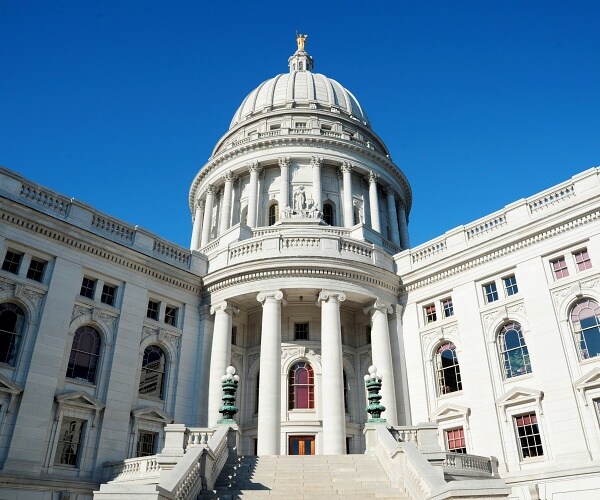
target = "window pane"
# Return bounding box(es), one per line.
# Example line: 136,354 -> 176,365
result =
0,303 -> 25,365
139,345 -> 166,398
66,326 -> 101,383
54,419 -> 85,466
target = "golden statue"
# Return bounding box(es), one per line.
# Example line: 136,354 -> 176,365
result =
296,32 -> 307,51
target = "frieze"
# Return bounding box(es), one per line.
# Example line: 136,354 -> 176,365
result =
281,346 -> 305,362
482,301 -> 525,330
21,286 -> 46,308
142,324 -> 182,357
0,278 -> 16,293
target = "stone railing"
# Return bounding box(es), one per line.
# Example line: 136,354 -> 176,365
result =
153,239 -> 191,266
466,214 -> 507,240
20,182 -> 71,215
96,425 -> 238,500
411,240 -> 447,263
443,452 -> 497,478
528,183 -> 575,213
92,214 -> 135,243
364,423 -> 509,500
107,455 -> 160,483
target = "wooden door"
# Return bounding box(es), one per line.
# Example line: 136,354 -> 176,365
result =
288,435 -> 315,455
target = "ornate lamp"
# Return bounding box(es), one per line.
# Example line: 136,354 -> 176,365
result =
218,366 -> 240,424
364,365 -> 386,423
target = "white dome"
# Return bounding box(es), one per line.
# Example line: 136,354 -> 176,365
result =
229,70 -> 371,129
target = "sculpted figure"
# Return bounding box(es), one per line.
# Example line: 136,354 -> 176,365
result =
294,186 -> 306,210
296,33 -> 307,51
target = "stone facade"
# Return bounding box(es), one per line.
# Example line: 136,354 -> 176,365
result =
0,41 -> 599,499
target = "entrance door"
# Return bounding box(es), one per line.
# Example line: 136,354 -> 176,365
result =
288,435 -> 315,455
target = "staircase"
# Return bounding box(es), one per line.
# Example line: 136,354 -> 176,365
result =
201,454 -> 409,499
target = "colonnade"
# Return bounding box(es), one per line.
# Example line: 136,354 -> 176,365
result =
190,158 -> 410,251
206,290 -> 399,455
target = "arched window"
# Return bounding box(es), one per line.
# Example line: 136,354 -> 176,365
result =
268,203 -> 279,226
0,303 -> 25,365
66,325 -> 101,383
570,299 -> 600,360
288,361 -> 314,409
323,202 -> 335,226
498,322 -> 531,378
435,342 -> 462,395
139,345 -> 167,399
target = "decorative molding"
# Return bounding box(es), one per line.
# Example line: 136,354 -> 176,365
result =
131,406 -> 173,424
282,346 -> 305,363
0,212 -> 202,294
430,403 -> 471,428
0,278 -> 16,293
318,290 -> 346,304
257,290 -> 284,304
404,208 -> 600,292
574,367 -> 600,404
141,324 -> 182,356
496,386 -> 544,421
278,157 -> 291,168
482,301 -> 525,330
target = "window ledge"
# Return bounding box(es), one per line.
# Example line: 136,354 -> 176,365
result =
138,394 -> 165,404
65,377 -> 96,389
503,372 -> 534,383
437,391 -> 463,400
520,456 -> 545,464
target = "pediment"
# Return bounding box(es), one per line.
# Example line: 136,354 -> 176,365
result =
430,403 -> 471,423
496,386 -> 543,409
132,406 -> 173,424
55,391 -> 104,411
0,373 -> 23,396
574,367 -> 600,396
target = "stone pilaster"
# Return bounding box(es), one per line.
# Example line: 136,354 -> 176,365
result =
279,157 -> 290,210
220,171 -> 236,235
341,162 -> 354,228
311,156 -> 323,210
385,187 -> 400,246
190,199 -> 205,250
368,171 -> 381,233
200,185 -> 216,247
247,162 -> 262,228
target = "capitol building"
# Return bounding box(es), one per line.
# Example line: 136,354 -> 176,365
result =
1,37 -> 600,499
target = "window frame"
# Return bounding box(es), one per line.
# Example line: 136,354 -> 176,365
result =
294,322 -> 309,341
1,250 -> 23,275
146,300 -> 160,321
138,344 -> 168,400
435,342 -> 463,396
551,256 -> 570,279
573,248 -> 592,272
79,277 -> 97,300
53,417 -> 86,467
513,412 -> 544,461
483,282 -> 499,304
445,427 -> 467,454
164,305 -> 178,327
503,275 -> 519,297
569,298 -> 600,360
66,325 -> 102,385
136,430 -> 159,457
0,302 -> 26,366
288,361 -> 315,410
424,303 -> 437,324
26,257 -> 47,282
100,283 -> 117,306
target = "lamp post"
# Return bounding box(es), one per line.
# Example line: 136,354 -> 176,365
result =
218,366 -> 240,424
364,365 -> 386,423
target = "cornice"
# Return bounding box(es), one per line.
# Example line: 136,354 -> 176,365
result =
188,135 -> 412,214
1,208 -> 203,294
204,263 -> 400,295
402,207 -> 600,293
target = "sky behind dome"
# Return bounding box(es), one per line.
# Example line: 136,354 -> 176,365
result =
1,1 -> 599,249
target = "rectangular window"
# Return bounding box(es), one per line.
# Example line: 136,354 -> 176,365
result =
294,322 -> 309,340
503,275 -> 519,296
483,282 -> 499,303
551,256 -> 569,279
54,418 -> 85,466
80,277 -> 96,299
100,284 -> 117,306
164,305 -> 178,326
26,258 -> 47,282
136,431 -> 158,457
514,413 -> 544,459
424,304 -> 437,324
295,122 -> 307,128
269,124 -> 281,130
574,249 -> 592,272
2,250 -> 22,274
231,326 -> 238,346
147,300 -> 160,321
445,427 -> 467,454
366,326 -> 371,344
442,298 -> 454,318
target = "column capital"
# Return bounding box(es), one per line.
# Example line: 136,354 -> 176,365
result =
206,184 -> 216,195
278,156 -> 291,168
195,198 -> 205,210
210,300 -> 239,315
248,161 -> 262,174
340,162 -> 353,174
223,170 -> 237,183
383,185 -> 396,196
311,156 -> 323,168
367,171 -> 379,184
363,300 -> 393,316
318,290 -> 346,304
257,290 -> 284,304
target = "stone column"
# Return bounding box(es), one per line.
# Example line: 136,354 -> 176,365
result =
385,187 -> 401,246
319,290 -> 347,454
388,304 -> 411,425
257,290 -> 284,455
398,202 -> 410,250
247,162 -> 262,228
200,185 -> 216,247
368,171 -> 381,233
219,171 -> 236,235
311,156 -> 323,210
190,199 -> 205,250
279,157 -> 290,209
207,301 -> 235,426
365,301 -> 398,425
341,162 -> 354,228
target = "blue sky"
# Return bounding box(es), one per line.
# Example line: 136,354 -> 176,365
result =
1,1 -> 598,249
